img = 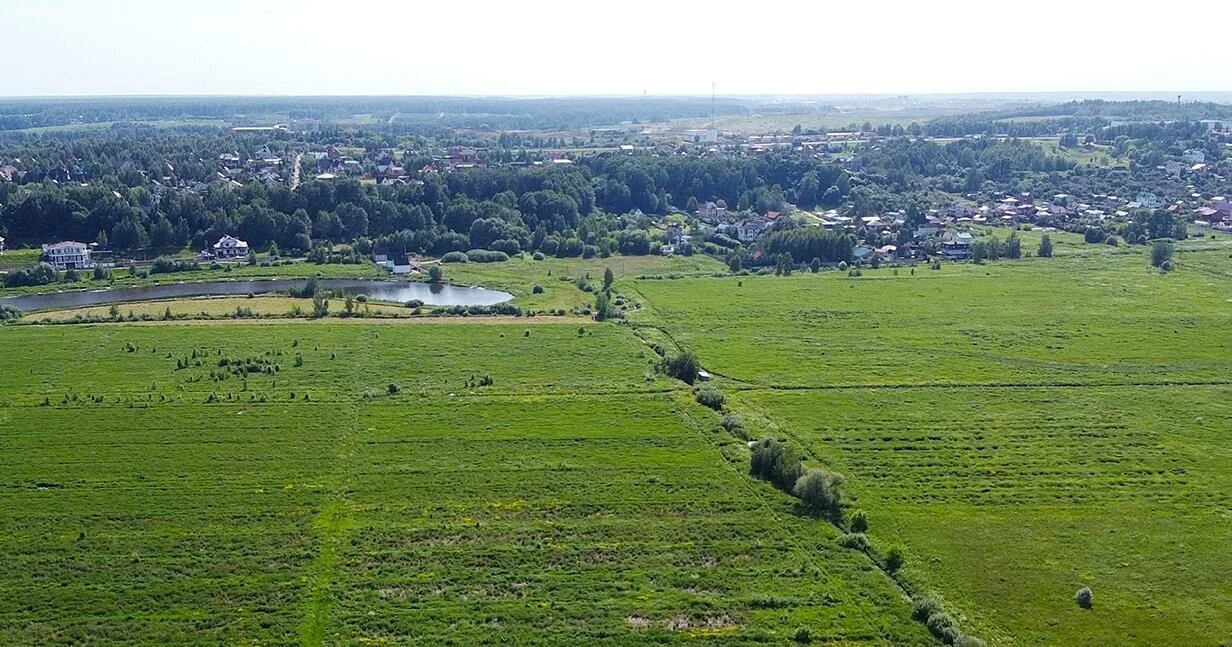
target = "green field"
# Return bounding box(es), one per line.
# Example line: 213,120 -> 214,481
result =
0,321 -> 929,645
2,242 -> 1230,645
631,244 -> 1232,645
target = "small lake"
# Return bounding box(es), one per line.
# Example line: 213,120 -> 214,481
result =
0,279 -> 514,312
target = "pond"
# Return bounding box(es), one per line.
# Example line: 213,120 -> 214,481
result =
0,279 -> 514,312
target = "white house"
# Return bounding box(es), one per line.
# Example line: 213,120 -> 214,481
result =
1133,192 -> 1161,209
940,232 -> 973,259
735,219 -> 767,243
212,235 -> 250,258
42,241 -> 93,269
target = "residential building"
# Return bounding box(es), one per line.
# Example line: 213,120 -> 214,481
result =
1182,149 -> 1206,164
42,241 -> 93,269
940,232 -> 973,259
736,219 -> 767,243
211,235 -> 250,258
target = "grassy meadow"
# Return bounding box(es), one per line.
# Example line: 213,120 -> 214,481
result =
631,242 -> 1232,645
2,238 -> 1230,645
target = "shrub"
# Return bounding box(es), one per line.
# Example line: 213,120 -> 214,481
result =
850,509 -> 869,533
719,413 -> 747,438
465,249 -> 510,263
911,597 -> 943,622
405,299 -> 424,308
1151,240 -> 1173,268
885,546 -> 905,572
663,351 -> 700,384
427,265 -> 443,282
1075,586 -> 1093,609
792,467 -> 845,514
532,251 -> 545,261
1037,233 -> 1054,258
4,262 -> 57,288
955,636 -> 987,647
837,261 -> 848,271
837,532 -> 870,550
925,612 -> 959,644
749,436 -> 804,491
532,284 -> 544,294
792,626 -> 812,643
440,251 -> 469,263
694,385 -> 725,411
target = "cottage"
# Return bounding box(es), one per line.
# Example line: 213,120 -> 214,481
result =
390,254 -> 415,275
42,241 -> 93,269
736,219 -> 767,243
940,232 -> 973,259
211,235 -> 250,259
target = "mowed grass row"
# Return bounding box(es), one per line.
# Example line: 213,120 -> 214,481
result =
0,404 -> 349,645
0,322 -> 930,644
733,384 -> 1232,646
0,322 -> 667,404
323,395 -> 931,645
632,247 -> 1232,388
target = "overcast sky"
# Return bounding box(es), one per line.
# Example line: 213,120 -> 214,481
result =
3,0 -> 1229,97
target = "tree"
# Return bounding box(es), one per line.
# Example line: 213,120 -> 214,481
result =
664,351 -> 700,384
603,266 -> 614,292
246,249 -> 257,266
311,293 -> 329,318
1037,233 -> 1053,258
1151,240 -> 1173,268
792,467 -> 846,515
820,185 -> 842,208
268,241 -> 280,258
427,264 -> 444,282
885,546 -> 904,572
685,196 -> 699,214
1002,231 -> 1022,259
797,171 -> 821,210
809,257 -> 821,273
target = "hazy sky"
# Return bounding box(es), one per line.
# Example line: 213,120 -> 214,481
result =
3,0 -> 1229,97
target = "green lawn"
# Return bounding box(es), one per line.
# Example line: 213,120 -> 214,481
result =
0,321 -> 930,645
631,247 -> 1232,645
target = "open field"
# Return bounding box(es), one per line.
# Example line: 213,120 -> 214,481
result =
734,385 -> 1232,645
3,240 -> 1231,645
0,321 -> 930,644
631,245 -> 1232,644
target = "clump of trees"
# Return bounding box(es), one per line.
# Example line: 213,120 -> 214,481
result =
911,597 -> 985,646
662,350 -> 699,384
4,262 -> 58,288
1151,240 -> 1173,269
1037,233 -> 1053,258
749,436 -> 804,491
792,467 -> 846,515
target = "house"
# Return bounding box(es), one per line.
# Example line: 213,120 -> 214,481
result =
915,225 -> 941,240
1132,192 -> 1160,209
852,246 -> 875,262
42,241 -> 93,269
1213,197 -> 1232,217
0,235 -> 5,252
952,203 -> 975,219
373,246 -> 390,266
698,201 -> 726,223
940,232 -> 973,259
736,219 -> 768,243
1165,160 -> 1186,176
390,254 -> 415,275
211,235 -> 250,259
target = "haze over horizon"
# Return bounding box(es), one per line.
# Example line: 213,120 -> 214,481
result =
3,0 -> 1230,98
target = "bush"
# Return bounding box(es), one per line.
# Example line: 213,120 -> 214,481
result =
1151,240 -> 1173,268
465,249 -> 510,263
925,612 -> 960,644
885,546 -> 904,572
694,385 -> 725,411
719,413 -> 747,438
792,626 -> 812,643
387,382 -> 399,395
911,597 -> 943,622
1075,586 -> 1093,609
837,532 -> 870,550
532,284 -> 544,294
440,251 -> 469,263
850,509 -> 868,533
532,251 -> 545,261
663,351 -> 700,384
792,467 -> 845,514
749,436 -> 804,491
4,262 -> 57,288
955,636 -> 987,647
427,265 -> 443,282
